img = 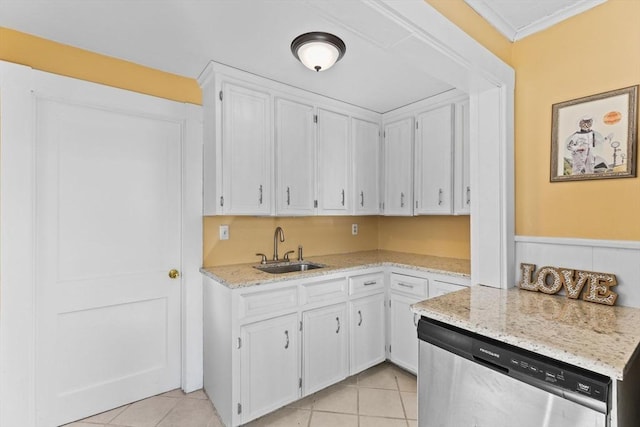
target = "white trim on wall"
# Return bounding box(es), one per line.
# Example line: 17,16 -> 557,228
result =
515,235 -> 640,308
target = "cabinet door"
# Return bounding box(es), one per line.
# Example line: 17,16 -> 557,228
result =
275,98 -> 316,215
389,293 -> 420,374
352,118 -> 380,215
415,105 -> 454,214
302,303 -> 349,396
221,82 -> 272,215
454,100 -> 471,215
350,293 -> 385,375
240,313 -> 299,423
383,117 -> 414,216
317,108 -> 350,214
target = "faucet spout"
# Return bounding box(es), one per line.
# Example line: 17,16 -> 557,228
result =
273,226 -> 285,261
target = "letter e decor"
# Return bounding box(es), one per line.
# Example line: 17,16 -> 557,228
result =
518,263 -> 618,306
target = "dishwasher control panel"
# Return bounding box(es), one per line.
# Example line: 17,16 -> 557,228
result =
471,340 -> 610,403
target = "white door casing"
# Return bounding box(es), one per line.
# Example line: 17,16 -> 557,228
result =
0,63 -> 203,426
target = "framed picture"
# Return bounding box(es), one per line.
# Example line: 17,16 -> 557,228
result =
551,85 -> 638,182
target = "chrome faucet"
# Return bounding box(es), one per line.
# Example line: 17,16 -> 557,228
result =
273,226 -> 285,261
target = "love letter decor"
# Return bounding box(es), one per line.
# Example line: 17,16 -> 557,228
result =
519,263 -> 618,306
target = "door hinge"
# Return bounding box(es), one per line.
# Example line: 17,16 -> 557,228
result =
237,403 -> 242,414
313,114 -> 318,123
237,337 -> 242,349
219,91 -> 223,101
314,200 -> 318,208
220,196 -> 224,207
299,377 -> 302,388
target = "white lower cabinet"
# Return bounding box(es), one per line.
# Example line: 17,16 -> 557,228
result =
302,303 -> 349,396
203,267 -> 467,426
389,293 -> 421,374
240,313 -> 300,423
350,293 -> 386,375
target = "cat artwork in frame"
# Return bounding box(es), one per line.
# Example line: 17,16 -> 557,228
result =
550,85 -> 638,182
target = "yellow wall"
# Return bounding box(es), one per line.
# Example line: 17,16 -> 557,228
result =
511,0 -> 640,240
0,27 -> 201,104
378,216 -> 471,259
204,216 -> 380,266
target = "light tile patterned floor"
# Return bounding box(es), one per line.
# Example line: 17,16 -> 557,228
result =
65,362 -> 416,427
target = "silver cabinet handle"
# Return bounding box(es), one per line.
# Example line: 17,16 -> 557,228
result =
336,317 -> 340,334
258,184 -> 263,205
413,313 -> 419,327
358,310 -> 363,326
466,186 -> 471,205
398,282 -> 414,289
438,188 -> 443,205
341,189 -> 345,206
284,330 -> 289,349
400,192 -> 405,208
364,281 -> 377,286
286,186 -> 291,206
360,191 -> 364,207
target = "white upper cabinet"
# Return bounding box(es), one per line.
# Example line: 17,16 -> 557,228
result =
316,108 -> 350,215
221,81 -> 272,215
275,98 -> 316,215
352,118 -> 381,215
454,100 -> 471,215
415,104 -> 454,214
383,117 -> 414,216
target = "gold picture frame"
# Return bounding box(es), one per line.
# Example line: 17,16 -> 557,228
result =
550,85 -> 638,182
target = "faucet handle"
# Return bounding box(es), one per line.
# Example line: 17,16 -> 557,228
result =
255,253 -> 268,264
298,245 -> 303,261
283,250 -> 295,262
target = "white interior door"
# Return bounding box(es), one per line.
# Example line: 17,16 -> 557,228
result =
34,86 -> 183,426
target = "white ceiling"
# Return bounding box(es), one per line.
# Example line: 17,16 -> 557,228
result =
0,0 -> 458,113
0,0 -> 604,111
464,0 -> 607,41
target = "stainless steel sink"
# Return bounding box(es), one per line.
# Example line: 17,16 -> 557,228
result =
253,261 -> 325,274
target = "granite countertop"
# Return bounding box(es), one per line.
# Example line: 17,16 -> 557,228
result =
200,250 -> 470,288
412,285 -> 640,380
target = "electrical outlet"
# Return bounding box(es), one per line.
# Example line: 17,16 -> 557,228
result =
351,223 -> 358,235
219,224 -> 229,240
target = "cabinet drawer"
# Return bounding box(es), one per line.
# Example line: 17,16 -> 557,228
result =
429,280 -> 467,298
300,278 -> 348,306
238,286 -> 298,319
390,273 -> 427,297
349,273 -> 384,295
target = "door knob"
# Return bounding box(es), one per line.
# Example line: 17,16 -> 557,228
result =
168,269 -> 180,279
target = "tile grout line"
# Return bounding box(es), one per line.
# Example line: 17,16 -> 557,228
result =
394,373 -> 409,423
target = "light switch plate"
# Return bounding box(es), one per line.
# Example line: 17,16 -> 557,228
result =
352,223 -> 358,235
219,224 -> 229,240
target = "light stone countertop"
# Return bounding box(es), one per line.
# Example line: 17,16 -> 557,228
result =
200,250 -> 470,288
412,285 -> 640,380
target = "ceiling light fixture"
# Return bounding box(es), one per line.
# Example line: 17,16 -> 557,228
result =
291,32 -> 346,72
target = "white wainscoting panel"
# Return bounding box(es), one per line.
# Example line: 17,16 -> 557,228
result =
515,236 -> 640,308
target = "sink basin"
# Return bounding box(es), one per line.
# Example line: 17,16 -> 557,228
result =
254,262 -> 325,274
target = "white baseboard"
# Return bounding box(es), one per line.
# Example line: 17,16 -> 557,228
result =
515,235 -> 640,308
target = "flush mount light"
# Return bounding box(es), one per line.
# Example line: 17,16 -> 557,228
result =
291,32 -> 346,72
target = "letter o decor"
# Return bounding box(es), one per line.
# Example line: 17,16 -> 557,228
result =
518,263 -> 618,306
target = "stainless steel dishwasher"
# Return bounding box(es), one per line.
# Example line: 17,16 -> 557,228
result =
418,317 -> 611,427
